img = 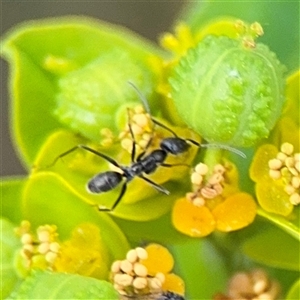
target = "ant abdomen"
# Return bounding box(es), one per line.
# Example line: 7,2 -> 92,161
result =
87,171 -> 123,194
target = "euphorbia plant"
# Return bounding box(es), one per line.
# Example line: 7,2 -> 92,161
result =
1,2 -> 299,299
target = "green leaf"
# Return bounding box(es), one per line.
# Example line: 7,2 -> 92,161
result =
7,270 -> 118,299
242,225 -> 300,271
1,218 -> 22,299
258,207 -> 300,241
171,239 -> 227,299
1,177 -> 25,223
113,213 -> 190,245
182,0 -> 299,72
1,16 -> 164,166
22,171 -> 130,266
285,278 -> 300,300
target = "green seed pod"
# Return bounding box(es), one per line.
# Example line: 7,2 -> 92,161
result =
55,49 -> 157,142
169,35 -> 286,147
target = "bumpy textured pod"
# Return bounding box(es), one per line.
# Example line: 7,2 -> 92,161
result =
169,35 -> 286,147
55,50 -> 157,142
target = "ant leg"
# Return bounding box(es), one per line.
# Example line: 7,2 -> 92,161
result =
127,112 -> 138,163
139,175 -> 170,195
160,163 -> 190,168
48,144 -> 122,169
98,181 -> 127,211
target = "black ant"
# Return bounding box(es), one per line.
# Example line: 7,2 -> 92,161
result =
159,291 -> 185,300
48,82 -> 245,211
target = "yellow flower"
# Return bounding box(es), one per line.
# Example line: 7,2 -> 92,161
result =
110,243 -> 184,297
250,70 -> 300,216
172,160 -> 257,237
54,223 -> 110,279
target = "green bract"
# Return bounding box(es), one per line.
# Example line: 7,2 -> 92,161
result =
1,219 -> 21,299
55,45 -> 158,142
7,271 -> 118,299
170,35 -> 286,147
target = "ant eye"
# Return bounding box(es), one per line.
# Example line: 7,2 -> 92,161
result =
169,34 -> 286,147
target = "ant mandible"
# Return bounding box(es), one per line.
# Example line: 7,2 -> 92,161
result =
49,82 -> 245,211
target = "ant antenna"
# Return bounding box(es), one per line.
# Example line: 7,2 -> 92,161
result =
186,139 -> 246,158
128,81 -> 151,115
201,144 -> 246,158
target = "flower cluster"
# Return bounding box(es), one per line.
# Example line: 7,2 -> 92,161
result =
15,221 -> 60,273
172,160 -> 256,237
214,269 -> 281,300
110,244 -> 184,297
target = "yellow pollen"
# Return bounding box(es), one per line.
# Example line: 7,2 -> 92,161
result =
131,123 -> 144,135
21,233 -> 33,244
208,173 -> 224,185
193,197 -> 206,207
111,260 -> 121,273
120,260 -> 133,274
269,169 -> 281,180
45,251 -> 57,264
277,152 -> 287,162
133,277 -> 148,289
135,247 -> 148,260
38,242 -> 50,254
132,113 -> 149,128
191,172 -> 203,185
290,193 -> 300,205
149,277 -> 163,290
214,164 -> 226,174
292,176 -> 300,189
121,138 -> 133,151
195,163 -> 208,175
38,230 -> 50,243
133,262 -> 148,277
280,142 -> 294,155
284,185 -> 295,195
269,143 -> 300,206
268,158 -> 282,170
201,187 -> 218,199
133,105 -> 145,114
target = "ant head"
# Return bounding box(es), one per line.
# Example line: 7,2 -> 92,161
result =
160,137 -> 190,155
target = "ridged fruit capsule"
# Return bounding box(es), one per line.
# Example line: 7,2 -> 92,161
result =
169,35 -> 286,147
